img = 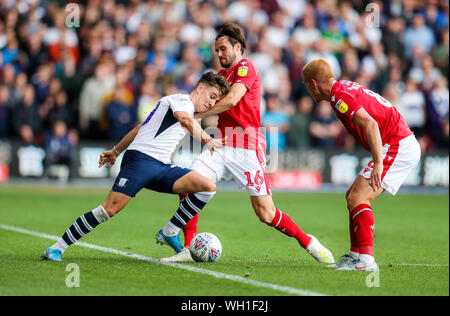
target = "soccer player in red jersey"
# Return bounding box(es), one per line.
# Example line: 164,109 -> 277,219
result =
302,59 -> 421,271
157,23 -> 334,264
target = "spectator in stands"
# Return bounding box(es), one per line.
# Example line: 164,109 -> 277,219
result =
137,79 -> 160,123
306,39 -> 342,79
10,72 -> 28,109
44,120 -> 75,180
433,29 -> 449,81
0,64 -> 15,93
397,79 -> 427,148
427,76 -> 449,149
79,60 -> 115,138
0,32 -> 19,66
58,53 -> 83,108
309,100 -> 341,148
42,9 -> 79,63
291,5 -> 321,49
48,91 -> 73,129
386,64 -> 405,95
382,17 -> 405,59
409,54 -> 442,90
79,35 -> 103,78
287,96 -> 313,149
404,13 -> 436,59
24,31 -> 48,78
0,85 -> 10,138
261,45 -> 291,99
286,42 -> 307,100
105,66 -> 136,141
31,63 -> 54,105
13,84 -> 42,145
420,4 -> 449,38
262,94 -> 290,151
341,48 -> 360,81
147,35 -> 178,75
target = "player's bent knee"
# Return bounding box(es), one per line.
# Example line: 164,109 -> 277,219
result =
345,187 -> 352,200
346,195 -> 357,211
103,201 -> 125,217
194,177 -> 216,193
346,193 -> 370,212
102,204 -> 120,217
255,207 -> 275,224
102,193 -> 129,217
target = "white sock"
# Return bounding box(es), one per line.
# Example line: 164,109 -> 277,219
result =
359,254 -> 375,263
92,205 -> 110,223
349,251 -> 359,259
50,238 -> 69,253
163,221 -> 180,236
193,191 -> 215,203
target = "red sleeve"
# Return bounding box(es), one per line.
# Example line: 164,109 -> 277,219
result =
233,60 -> 256,90
334,90 -> 362,121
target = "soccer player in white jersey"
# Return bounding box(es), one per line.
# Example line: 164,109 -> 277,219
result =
41,72 -> 230,261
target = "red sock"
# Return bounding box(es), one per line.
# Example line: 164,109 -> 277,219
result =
350,204 -> 374,256
349,213 -> 359,253
183,214 -> 198,247
179,193 -> 189,201
270,209 -> 312,248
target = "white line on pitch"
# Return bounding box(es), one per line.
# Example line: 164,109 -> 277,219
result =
0,223 -> 327,296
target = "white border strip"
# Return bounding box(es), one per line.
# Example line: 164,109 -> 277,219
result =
0,223 -> 328,296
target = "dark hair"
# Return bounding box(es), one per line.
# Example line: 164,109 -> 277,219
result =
215,22 -> 246,54
196,71 -> 231,97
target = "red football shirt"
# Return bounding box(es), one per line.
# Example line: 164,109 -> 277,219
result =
330,80 -> 412,151
217,59 -> 266,152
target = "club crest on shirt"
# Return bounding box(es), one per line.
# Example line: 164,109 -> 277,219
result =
335,99 -> 348,114
237,66 -> 248,76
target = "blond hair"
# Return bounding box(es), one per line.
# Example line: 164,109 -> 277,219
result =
302,59 -> 334,83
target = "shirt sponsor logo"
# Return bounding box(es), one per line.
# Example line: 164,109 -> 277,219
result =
237,66 -> 248,77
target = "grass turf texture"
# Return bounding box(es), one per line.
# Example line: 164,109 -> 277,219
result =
0,185 -> 448,296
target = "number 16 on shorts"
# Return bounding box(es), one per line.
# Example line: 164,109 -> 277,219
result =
243,170 -> 270,195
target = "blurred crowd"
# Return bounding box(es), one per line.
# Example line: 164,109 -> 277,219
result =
0,0 -> 449,171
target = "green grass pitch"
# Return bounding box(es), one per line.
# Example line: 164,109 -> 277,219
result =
0,185 -> 448,296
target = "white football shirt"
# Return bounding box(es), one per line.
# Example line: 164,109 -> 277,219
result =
128,94 -> 194,164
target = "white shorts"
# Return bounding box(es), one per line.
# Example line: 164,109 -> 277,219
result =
359,134 -> 421,195
191,146 -> 272,196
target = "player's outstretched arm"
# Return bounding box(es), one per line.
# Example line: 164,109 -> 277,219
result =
195,83 -> 247,118
353,109 -> 383,191
174,111 -> 225,154
99,125 -> 141,168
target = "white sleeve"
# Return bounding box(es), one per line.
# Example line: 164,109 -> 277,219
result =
168,95 -> 193,116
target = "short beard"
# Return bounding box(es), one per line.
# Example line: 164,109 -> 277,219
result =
220,53 -> 237,69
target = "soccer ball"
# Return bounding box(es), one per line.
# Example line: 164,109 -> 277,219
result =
189,232 -> 222,262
